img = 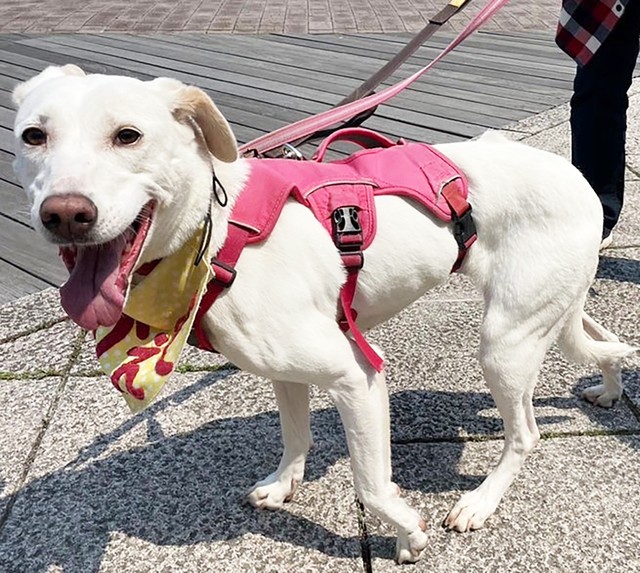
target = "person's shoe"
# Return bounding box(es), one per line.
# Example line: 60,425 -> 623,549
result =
600,229 -> 613,251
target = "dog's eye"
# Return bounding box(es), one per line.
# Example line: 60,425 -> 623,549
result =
21,127 -> 47,146
115,128 -> 142,146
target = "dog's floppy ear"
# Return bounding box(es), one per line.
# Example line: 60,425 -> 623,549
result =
177,85 -> 238,163
152,78 -> 238,163
13,64 -> 86,106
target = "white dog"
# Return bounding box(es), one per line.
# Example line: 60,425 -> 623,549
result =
12,65 -> 634,563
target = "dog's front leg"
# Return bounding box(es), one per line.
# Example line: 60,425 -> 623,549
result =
327,348 -> 428,564
247,381 -> 312,509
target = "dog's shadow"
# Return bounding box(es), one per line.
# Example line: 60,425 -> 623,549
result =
1,368 -> 638,572
597,254 -> 640,284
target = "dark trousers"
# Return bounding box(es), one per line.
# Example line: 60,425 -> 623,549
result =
570,0 -> 640,235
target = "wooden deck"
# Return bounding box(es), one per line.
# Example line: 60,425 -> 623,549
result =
0,30 -> 577,305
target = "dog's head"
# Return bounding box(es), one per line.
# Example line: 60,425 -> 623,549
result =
12,65 -> 246,330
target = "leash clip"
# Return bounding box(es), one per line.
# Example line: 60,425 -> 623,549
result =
281,143 -> 304,160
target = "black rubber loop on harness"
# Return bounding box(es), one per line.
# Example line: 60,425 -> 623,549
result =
194,201 -> 213,267
213,172 -> 228,207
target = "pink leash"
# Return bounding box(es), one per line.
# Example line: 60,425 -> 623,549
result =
239,0 -> 511,157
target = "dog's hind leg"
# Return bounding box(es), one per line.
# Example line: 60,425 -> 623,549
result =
247,381 -> 312,509
327,342 -> 428,564
444,322 -> 546,533
559,310 -> 635,408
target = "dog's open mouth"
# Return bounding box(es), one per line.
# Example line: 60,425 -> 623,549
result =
59,202 -> 155,331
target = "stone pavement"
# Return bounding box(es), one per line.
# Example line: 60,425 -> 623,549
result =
0,0 -> 560,33
1,75 -> 640,571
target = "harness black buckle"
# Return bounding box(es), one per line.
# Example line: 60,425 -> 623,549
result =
452,206 -> 476,252
333,206 -> 362,235
332,206 -> 364,270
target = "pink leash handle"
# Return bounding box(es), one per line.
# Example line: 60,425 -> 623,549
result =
239,0 -> 511,157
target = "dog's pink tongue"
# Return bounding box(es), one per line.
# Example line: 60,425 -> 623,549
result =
60,240 -> 125,331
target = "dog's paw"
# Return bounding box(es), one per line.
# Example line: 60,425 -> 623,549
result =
443,491 -> 496,533
395,520 -> 428,564
247,474 -> 299,510
582,384 -> 621,408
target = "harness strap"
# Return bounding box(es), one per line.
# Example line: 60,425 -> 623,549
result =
332,205 -> 385,372
339,272 -> 384,373
441,181 -> 477,271
193,224 -> 251,351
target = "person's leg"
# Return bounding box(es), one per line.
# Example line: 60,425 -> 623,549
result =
570,1 -> 640,237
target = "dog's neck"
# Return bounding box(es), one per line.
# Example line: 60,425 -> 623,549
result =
208,156 -> 250,257
138,155 -> 250,265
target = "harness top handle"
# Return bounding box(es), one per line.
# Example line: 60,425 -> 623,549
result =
312,127 -> 400,162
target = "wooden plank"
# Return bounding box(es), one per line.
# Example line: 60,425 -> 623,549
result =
264,33 -> 575,84
0,45 -> 122,78
0,258 -> 52,306
86,34 -> 522,126
80,33 -> 530,120
0,44 -> 277,145
33,32 -> 569,103
0,72 -> 31,93
63,32 -> 557,128
260,32 -> 573,84
0,171 -> 30,226
0,125 -> 14,155
130,33 -> 568,105
7,30 -> 560,131
14,36 -> 493,138
0,214 -> 67,286
153,31 -> 572,96
322,31 -> 572,62
0,105 -> 17,127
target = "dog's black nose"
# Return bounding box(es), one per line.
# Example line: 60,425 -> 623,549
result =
40,194 -> 97,241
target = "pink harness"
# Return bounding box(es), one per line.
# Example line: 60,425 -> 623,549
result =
193,128 -> 476,370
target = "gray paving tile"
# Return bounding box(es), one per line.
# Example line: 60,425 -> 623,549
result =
597,246 -> 640,287
591,249 -> 640,344
607,183 -> 640,247
506,85 -> 640,192
0,320 -> 85,376
368,294 -> 640,444
591,247 -> 640,414
516,115 -> 572,159
420,271 -> 479,301
502,101 -> 570,139
0,372 -> 362,573
368,435 -> 640,570
0,287 -> 66,343
0,377 -> 60,518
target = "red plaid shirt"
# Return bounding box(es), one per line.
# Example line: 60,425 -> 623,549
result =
556,0 -> 629,65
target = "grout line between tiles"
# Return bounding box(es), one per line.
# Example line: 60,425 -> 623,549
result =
0,327 -> 87,536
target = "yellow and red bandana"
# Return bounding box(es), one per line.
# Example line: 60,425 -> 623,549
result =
94,224 -> 212,412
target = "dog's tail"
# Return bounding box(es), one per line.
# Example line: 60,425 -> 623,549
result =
558,310 -> 636,364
